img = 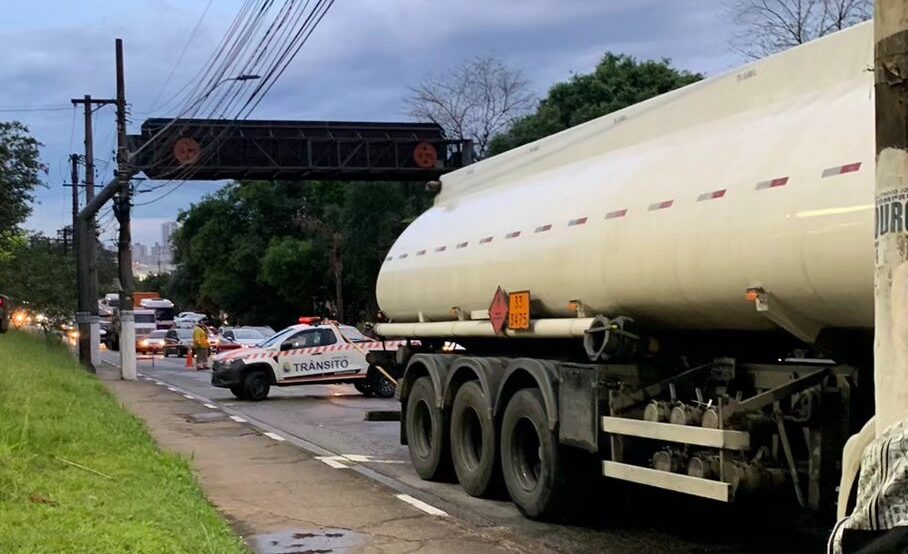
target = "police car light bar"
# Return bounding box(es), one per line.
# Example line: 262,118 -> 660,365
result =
298,316 -> 322,325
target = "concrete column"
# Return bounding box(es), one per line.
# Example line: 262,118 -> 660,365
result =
89,315 -> 101,369
119,311 -> 136,380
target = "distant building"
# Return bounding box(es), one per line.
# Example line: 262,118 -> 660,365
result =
162,222 -> 178,250
133,242 -> 149,261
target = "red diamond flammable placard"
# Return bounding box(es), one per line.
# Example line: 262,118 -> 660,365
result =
489,286 -> 509,335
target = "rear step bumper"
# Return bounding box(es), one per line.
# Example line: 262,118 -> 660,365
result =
602,461 -> 732,502
601,416 -> 750,450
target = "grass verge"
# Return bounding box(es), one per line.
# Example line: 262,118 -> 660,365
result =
0,331 -> 248,553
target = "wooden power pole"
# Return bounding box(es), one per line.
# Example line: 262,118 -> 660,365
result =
71,94 -> 115,371
114,38 -> 137,380
68,153 -> 92,367
873,1 -> 908,434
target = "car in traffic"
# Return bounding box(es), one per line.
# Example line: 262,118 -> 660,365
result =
138,329 -> 167,355
215,327 -> 268,353
211,319 -> 408,401
163,328 -> 194,357
174,311 -> 207,328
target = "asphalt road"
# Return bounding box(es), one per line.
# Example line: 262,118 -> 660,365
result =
103,351 -> 832,554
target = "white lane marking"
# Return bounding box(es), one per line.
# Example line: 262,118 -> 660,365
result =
203,403 -> 217,409
341,454 -> 405,464
263,432 -> 285,442
167,387 -> 178,392
182,394 -> 194,400
316,456 -> 350,469
155,381 -> 166,386
229,415 -> 247,423
395,494 -> 448,517
343,454 -> 371,462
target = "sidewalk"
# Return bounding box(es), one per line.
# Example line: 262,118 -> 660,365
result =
99,368 -> 528,554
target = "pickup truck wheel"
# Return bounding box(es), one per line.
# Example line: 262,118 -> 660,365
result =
371,368 -> 396,399
405,376 -> 452,481
230,386 -> 247,400
243,370 -> 271,401
451,381 -> 500,497
354,381 -> 374,397
500,388 -> 569,520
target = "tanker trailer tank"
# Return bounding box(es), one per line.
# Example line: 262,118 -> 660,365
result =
372,22 -> 875,520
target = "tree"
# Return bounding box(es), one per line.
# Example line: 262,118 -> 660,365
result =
0,122 -> 45,251
169,180 -> 427,328
406,56 -> 536,159
297,211 -> 345,320
489,53 -> 702,155
727,0 -> 872,59
135,273 -> 173,298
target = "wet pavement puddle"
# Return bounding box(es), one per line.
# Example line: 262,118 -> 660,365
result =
249,528 -> 368,554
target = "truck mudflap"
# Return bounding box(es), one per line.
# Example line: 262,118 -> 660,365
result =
600,361 -> 856,509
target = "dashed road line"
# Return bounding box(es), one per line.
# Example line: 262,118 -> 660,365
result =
167,387 -> 178,392
341,454 -> 405,464
203,403 -> 218,410
316,456 -> 350,469
128,369 -> 459,526
395,494 -> 448,517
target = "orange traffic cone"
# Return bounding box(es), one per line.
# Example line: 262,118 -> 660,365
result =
186,347 -> 194,369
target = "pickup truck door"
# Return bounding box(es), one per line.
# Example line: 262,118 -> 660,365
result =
277,328 -> 364,383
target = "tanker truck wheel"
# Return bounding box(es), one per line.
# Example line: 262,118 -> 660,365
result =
450,381 -> 501,497
500,388 -> 571,519
405,376 -> 452,481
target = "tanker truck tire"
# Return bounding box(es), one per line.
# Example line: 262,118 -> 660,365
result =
450,381 -> 500,497
500,388 -> 569,519
405,376 -> 452,481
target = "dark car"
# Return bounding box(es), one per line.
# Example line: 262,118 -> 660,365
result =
163,328 -> 194,357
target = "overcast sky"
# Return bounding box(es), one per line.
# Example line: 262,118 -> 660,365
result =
2,1 -> 742,247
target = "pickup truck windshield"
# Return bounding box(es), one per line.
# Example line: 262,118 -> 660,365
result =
258,327 -> 298,348
339,326 -> 370,343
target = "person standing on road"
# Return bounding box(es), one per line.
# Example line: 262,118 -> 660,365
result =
192,323 -> 210,370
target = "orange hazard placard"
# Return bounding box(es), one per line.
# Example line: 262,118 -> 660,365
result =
508,291 -> 530,331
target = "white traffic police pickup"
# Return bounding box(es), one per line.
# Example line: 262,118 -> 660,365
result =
211,319 -> 407,401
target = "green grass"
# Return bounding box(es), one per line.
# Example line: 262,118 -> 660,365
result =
0,331 -> 248,553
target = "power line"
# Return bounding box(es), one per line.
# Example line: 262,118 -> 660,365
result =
140,0 -> 217,115
132,0 -> 337,205
0,106 -> 73,113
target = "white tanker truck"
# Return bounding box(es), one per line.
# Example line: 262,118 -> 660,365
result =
368,22 -> 887,520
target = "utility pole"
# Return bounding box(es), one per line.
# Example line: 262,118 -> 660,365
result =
68,153 -> 93,367
873,1 -> 908,435
72,94 -> 115,371
114,38 -> 136,381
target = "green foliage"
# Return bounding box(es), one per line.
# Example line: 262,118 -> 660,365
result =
489,53 -> 702,155
135,273 -> 173,298
0,235 -> 117,318
169,180 -> 424,327
0,331 -> 246,553
260,237 -> 321,305
0,122 -> 45,254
